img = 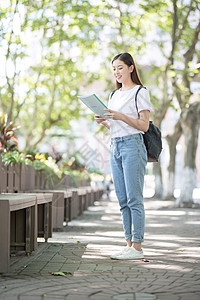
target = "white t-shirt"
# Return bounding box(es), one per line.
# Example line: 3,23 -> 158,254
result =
108,85 -> 151,138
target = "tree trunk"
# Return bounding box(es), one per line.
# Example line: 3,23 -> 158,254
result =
153,162 -> 163,198
176,102 -> 200,207
164,119 -> 182,199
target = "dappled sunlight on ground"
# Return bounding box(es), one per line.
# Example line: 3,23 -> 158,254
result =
146,209 -> 186,216
4,192 -> 200,300
37,192 -> 200,290
47,194 -> 200,278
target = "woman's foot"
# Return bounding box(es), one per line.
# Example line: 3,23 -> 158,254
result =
110,246 -> 131,259
111,247 -> 144,260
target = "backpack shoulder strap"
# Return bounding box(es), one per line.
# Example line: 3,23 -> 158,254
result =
135,85 -> 146,114
110,89 -> 118,99
111,86 -> 146,114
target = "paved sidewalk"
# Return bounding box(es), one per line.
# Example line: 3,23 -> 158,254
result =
0,191 -> 200,300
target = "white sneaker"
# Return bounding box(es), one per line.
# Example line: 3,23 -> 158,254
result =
110,246 -> 131,260
111,247 -> 144,260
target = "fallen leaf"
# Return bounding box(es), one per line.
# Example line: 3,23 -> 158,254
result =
140,259 -> 150,262
51,271 -> 72,276
63,271 -> 72,275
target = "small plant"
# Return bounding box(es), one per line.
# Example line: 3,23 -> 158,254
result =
61,152 -> 86,172
0,113 -> 19,153
1,151 -> 33,166
1,151 -> 23,166
34,153 -> 62,178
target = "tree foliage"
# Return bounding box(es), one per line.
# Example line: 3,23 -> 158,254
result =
0,0 -> 200,204
0,0 -> 105,149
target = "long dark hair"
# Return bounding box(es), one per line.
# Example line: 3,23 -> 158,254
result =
112,53 -> 143,89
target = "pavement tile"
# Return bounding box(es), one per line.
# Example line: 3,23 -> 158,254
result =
41,298 -> 66,300
65,296 -> 89,300
178,294 -> 200,300
155,294 -> 179,300
95,265 -> 113,271
0,297 -> 19,300
1,194 -> 200,299
16,297 -> 43,300
79,263 -> 97,271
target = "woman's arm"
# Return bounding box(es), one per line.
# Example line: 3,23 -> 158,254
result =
121,110 -> 150,132
104,109 -> 149,132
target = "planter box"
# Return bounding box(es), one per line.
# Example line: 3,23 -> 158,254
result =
0,156 -> 7,193
45,174 -> 60,190
20,164 -> 35,191
61,174 -> 70,188
7,165 -> 14,193
1,163 -> 21,193
35,170 -> 45,190
13,164 -> 21,193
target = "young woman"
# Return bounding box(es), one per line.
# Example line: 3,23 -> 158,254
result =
95,52 -> 150,260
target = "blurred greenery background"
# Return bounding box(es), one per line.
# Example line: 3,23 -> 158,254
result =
0,0 -> 200,206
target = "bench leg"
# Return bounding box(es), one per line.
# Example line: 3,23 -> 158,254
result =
0,201 -> 10,273
44,203 -> 49,242
48,202 -> 52,238
65,197 -> 71,222
31,204 -> 37,252
26,207 -> 31,255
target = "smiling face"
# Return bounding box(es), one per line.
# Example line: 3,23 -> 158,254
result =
112,59 -> 134,85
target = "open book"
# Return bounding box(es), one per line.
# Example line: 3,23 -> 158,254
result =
78,94 -> 108,119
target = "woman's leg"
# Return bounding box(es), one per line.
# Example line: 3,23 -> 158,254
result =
110,143 -> 132,243
121,135 -> 147,247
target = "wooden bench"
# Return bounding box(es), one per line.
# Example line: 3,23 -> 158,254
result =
29,187 -> 93,228
0,194 -> 37,273
29,189 -> 78,229
17,193 -> 53,242
29,189 -> 66,231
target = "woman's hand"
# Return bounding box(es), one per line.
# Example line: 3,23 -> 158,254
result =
94,115 -> 110,129
104,108 -> 123,120
94,115 -> 107,124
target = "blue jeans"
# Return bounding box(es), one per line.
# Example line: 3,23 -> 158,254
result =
110,133 -> 147,243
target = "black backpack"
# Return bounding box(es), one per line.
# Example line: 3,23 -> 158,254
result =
110,86 -> 162,162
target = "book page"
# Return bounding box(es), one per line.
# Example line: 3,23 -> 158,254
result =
78,94 -> 108,119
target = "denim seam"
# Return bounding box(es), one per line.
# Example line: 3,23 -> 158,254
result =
132,141 -> 145,243
135,143 -> 146,243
